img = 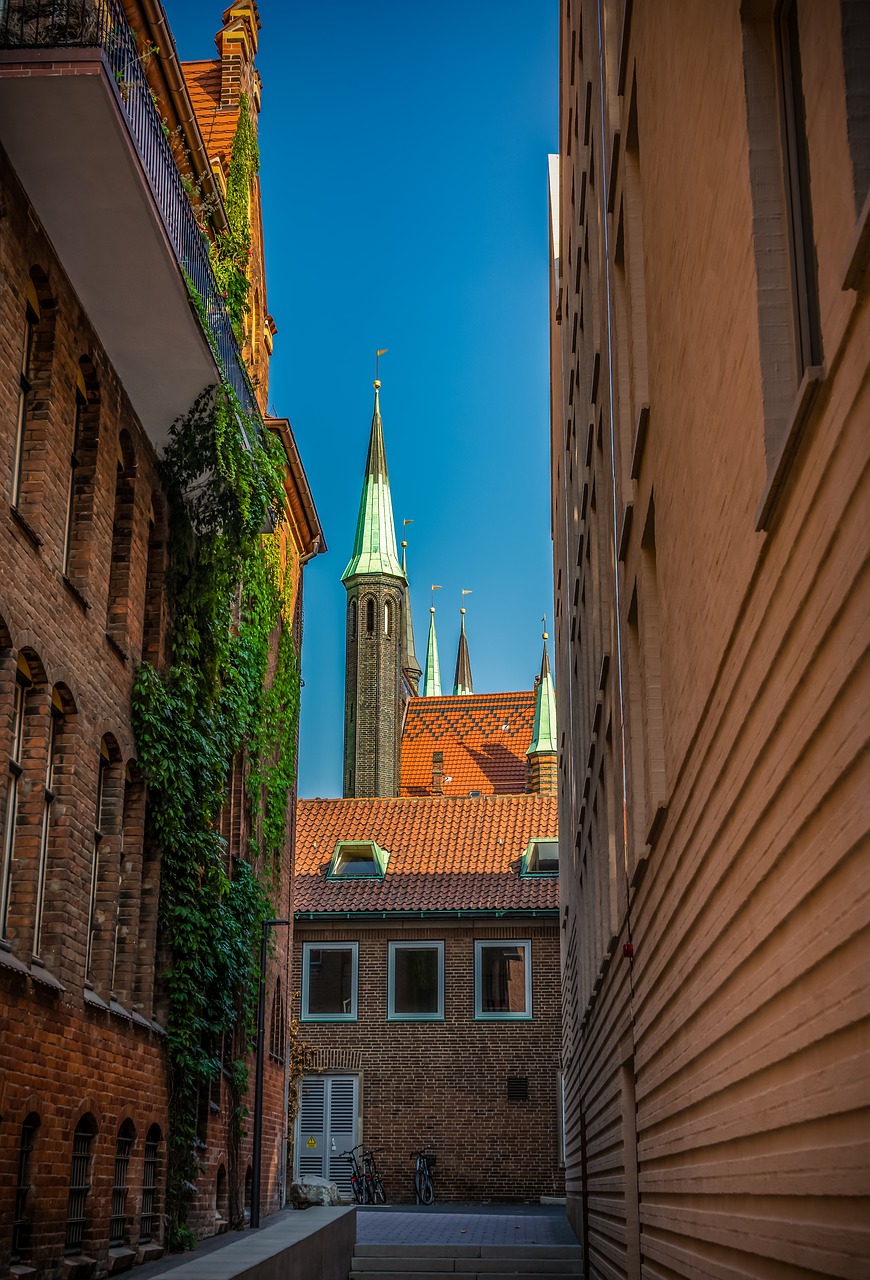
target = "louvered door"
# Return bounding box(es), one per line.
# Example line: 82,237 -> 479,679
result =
295,1075 -> 359,1201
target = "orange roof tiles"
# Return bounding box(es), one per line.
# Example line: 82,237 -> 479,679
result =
295,794 -> 559,915
181,59 -> 238,160
400,692 -> 536,797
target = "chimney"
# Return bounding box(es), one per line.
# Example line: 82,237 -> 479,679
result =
431,751 -> 444,796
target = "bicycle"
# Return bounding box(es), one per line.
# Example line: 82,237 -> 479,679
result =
411,1146 -> 435,1204
338,1144 -> 368,1204
362,1147 -> 387,1203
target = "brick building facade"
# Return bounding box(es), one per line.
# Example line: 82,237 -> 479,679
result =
549,1 -> 869,1275
0,2 -> 322,1275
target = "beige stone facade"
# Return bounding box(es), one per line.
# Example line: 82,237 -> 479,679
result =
549,2 -> 870,1275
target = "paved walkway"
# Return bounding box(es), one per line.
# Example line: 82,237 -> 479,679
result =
356,1203 -> 577,1248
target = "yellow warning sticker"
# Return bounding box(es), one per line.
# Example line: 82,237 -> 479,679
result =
306,1137 -> 316,1148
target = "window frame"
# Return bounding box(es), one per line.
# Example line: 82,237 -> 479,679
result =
301,941 -> 359,1022
326,839 -> 389,880
474,939 -> 533,1021
520,838 -> 560,877
387,940 -> 445,1022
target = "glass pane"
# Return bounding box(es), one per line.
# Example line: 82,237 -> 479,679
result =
307,948 -> 353,1015
481,945 -> 527,1014
394,947 -> 439,1014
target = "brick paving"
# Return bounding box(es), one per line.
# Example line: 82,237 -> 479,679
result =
356,1204 -> 577,1248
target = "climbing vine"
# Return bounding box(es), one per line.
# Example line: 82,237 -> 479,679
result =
131,102 -> 299,1246
210,91 -> 259,341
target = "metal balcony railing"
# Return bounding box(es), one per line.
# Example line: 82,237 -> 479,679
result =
0,0 -> 259,422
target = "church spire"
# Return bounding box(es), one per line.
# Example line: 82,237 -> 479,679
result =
526,630 -> 558,794
400,537 -> 422,694
453,609 -> 474,696
422,606 -> 442,696
342,382 -> 405,583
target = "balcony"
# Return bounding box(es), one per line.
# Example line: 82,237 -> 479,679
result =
0,0 -> 257,446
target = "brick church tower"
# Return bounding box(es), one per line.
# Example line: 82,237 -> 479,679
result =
342,381 -> 408,797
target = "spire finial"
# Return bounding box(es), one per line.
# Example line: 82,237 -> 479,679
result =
453,591 -> 474,696
375,347 -> 388,384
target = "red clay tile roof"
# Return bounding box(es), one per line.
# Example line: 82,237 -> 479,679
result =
400,692 -> 536,797
181,59 -> 238,160
295,794 -> 559,915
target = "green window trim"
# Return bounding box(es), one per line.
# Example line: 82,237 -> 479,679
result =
301,941 -> 359,1021
326,839 -> 389,880
520,838 -> 559,877
387,940 -> 445,1021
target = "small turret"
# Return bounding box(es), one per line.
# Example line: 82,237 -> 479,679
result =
453,608 -> 474,696
526,631 -> 558,794
422,607 -> 442,697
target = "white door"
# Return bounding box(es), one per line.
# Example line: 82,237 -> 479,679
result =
296,1075 -> 359,1200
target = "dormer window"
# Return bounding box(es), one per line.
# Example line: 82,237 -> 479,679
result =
328,839 -> 389,879
521,838 -> 559,876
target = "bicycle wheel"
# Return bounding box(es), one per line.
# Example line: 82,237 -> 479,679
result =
371,1173 -> 387,1203
420,1170 -> 434,1205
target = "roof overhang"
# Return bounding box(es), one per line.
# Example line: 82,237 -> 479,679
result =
0,49 -> 218,447
266,417 -> 326,559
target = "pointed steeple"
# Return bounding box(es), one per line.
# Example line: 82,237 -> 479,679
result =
422,607 -> 442,696
527,631 -> 558,794
342,382 -> 405,582
400,539 -> 422,694
453,609 -> 474,696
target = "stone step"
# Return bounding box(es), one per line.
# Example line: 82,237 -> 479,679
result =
353,1244 -> 583,1260
350,1272 -> 582,1280
350,1256 -> 582,1276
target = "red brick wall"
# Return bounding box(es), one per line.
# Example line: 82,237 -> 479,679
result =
0,144 -> 293,1275
293,918 -> 565,1203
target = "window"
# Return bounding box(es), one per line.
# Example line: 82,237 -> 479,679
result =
349,599 -> 357,640
269,977 -> 286,1061
32,689 -> 63,957
301,942 -> 358,1020
66,1114 -> 97,1255
86,745 -> 109,982
388,941 -> 444,1020
11,1113 -> 39,1263
384,599 -> 394,637
474,940 -> 532,1020
327,839 -> 388,879
63,382 -> 86,575
365,597 -> 375,634
777,0 -> 822,377
0,658 -> 29,939
139,1125 -> 161,1244
106,430 -> 137,649
109,1121 -> 135,1247
11,288 -> 38,507
521,839 -> 560,876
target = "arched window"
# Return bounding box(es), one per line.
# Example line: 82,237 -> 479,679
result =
384,599 -> 394,637
11,1113 -> 40,1264
1,653 -> 30,939
12,267 -> 56,530
269,977 -> 286,1062
87,736 -> 121,987
349,599 -> 357,640
106,430 -> 137,651
365,597 -> 375,634
216,1164 -> 228,1221
139,1125 -> 162,1244
141,493 -> 168,667
111,762 -> 145,1004
109,1120 -> 136,1247
66,1114 -> 98,1255
33,685 -> 70,959
63,357 -> 100,588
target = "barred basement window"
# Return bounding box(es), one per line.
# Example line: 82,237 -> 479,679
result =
507,1077 -> 529,1102
139,1124 -> 162,1244
11,1113 -> 39,1263
109,1121 -> 135,1246
65,1114 -> 97,1254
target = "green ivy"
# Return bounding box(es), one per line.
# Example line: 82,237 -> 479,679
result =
132,97 -> 299,1245
211,92 -> 259,341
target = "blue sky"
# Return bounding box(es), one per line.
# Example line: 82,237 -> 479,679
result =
167,1 -> 558,798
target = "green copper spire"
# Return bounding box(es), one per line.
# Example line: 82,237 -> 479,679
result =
422,606 -> 442,696
452,609 -> 474,696
342,382 -> 405,582
528,632 -> 557,754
